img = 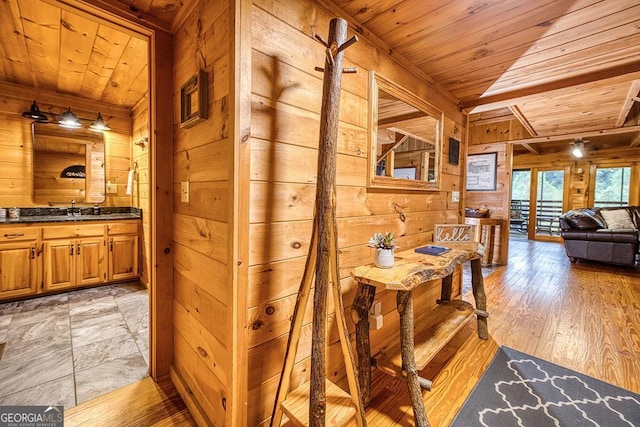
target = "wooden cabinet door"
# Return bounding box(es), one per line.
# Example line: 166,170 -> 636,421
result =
0,242 -> 37,298
44,239 -> 75,290
109,235 -> 139,281
76,238 -> 106,286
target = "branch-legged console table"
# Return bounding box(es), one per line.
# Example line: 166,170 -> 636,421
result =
350,242 -> 489,427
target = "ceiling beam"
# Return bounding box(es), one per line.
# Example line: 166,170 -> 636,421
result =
379,111 -> 426,126
508,105 -> 537,137
631,132 -> 640,147
519,143 -> 540,155
463,62 -> 640,113
506,125 -> 640,145
615,80 -> 640,127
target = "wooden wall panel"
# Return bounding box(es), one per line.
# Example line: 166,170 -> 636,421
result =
171,0 -> 233,425
464,141 -> 511,266
246,0 -> 465,424
132,99 -> 151,284
0,81 -> 132,207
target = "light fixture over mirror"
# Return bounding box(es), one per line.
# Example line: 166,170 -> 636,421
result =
22,100 -> 49,122
89,112 -> 110,132
22,103 -> 110,132
58,107 -> 82,129
368,72 -> 443,190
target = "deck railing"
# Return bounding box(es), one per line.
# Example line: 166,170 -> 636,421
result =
510,199 -> 564,236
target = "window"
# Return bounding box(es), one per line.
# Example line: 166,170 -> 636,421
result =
594,167 -> 630,208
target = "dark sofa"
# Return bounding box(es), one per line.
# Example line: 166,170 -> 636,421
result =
559,206 -> 640,270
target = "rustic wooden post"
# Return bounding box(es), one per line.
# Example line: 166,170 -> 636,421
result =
310,17 -> 351,426
351,283 -> 377,406
439,274 -> 453,303
471,258 -> 489,339
397,290 -> 430,427
270,17 -> 363,427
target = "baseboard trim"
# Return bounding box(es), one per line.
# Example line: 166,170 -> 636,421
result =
170,366 -> 213,427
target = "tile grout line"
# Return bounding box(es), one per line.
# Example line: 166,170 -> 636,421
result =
66,292 -> 79,408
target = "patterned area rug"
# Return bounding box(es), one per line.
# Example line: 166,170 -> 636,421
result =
451,346 -> 640,426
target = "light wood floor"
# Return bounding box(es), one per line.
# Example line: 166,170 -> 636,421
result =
65,239 -> 639,426
64,377 -> 195,426
366,238 -> 640,426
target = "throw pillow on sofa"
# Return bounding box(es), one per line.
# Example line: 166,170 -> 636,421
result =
563,209 -> 605,229
600,209 -> 635,230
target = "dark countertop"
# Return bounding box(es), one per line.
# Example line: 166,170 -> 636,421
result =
0,213 -> 141,224
0,207 -> 141,224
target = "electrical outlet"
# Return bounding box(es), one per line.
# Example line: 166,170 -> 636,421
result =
180,181 -> 190,203
369,314 -> 383,330
452,191 -> 460,203
370,301 -> 381,315
106,182 -> 117,194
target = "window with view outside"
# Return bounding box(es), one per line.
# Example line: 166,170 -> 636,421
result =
594,167 -> 630,208
512,170 -> 530,200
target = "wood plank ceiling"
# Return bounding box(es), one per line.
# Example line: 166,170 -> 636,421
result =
333,0 -> 640,155
0,0 -> 148,109
1,0 -> 639,156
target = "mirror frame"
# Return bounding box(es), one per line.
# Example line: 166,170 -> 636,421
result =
32,122 -> 106,205
368,71 -> 444,191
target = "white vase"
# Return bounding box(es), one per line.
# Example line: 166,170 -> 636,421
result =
374,248 -> 395,268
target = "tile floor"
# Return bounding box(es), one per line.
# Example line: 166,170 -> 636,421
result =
0,282 -> 149,408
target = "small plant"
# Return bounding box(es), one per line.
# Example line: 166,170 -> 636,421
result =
367,232 -> 397,250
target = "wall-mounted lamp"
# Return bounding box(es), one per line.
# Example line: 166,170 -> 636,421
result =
58,107 -> 82,129
21,100 -> 49,122
89,112 -> 110,132
571,139 -> 585,158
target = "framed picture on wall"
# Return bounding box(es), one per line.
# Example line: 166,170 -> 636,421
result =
466,152 -> 497,191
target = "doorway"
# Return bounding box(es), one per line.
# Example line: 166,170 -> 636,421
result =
510,168 -> 568,241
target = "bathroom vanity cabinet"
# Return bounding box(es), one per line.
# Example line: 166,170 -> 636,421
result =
0,219 -> 140,302
0,227 -> 40,299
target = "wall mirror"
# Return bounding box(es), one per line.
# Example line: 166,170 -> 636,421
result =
368,72 -> 443,190
32,122 -> 105,204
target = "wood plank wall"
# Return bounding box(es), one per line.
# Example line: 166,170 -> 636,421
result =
171,0 -> 233,424
466,119 -> 530,265
0,81 -> 133,207
132,98 -> 151,284
246,0 -> 465,424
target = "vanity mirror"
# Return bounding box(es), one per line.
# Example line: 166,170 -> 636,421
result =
368,72 -> 443,190
32,122 -> 105,204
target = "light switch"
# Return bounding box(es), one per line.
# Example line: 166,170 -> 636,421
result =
181,181 -> 190,203
452,191 -> 460,203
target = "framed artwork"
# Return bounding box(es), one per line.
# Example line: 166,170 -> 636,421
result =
466,152 -> 497,191
180,70 -> 208,129
448,137 -> 460,165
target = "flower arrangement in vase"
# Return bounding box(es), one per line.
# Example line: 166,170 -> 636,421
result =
368,232 -> 397,268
